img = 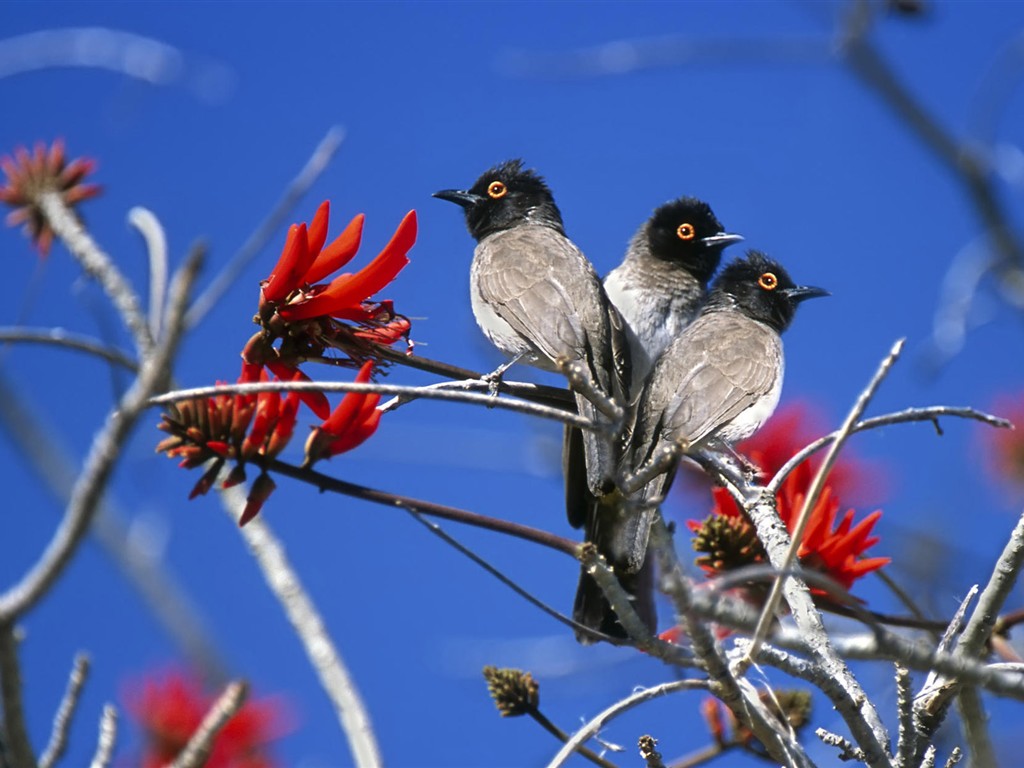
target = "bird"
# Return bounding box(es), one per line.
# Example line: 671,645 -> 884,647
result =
622,250 -> 829,578
433,159 -> 629,501
568,196 -> 742,641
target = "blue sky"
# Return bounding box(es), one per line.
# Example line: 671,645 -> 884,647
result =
3,2 -> 1024,766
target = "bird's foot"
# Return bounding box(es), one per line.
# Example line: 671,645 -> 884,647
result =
558,358 -> 624,423
481,354 -> 523,401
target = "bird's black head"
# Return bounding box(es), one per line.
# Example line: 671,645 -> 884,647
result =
710,250 -> 828,333
644,196 -> 743,284
433,159 -> 565,241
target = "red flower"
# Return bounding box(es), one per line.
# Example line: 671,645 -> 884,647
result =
125,670 -> 288,768
303,360 -> 382,467
987,392 -> 1024,489
0,139 -> 101,256
687,402 -> 889,594
243,201 -> 416,384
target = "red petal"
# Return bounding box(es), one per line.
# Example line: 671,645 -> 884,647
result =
263,223 -> 310,304
325,409 -> 382,456
281,210 -> 415,321
320,361 -> 376,433
240,473 -> 277,526
306,201 -> 330,260
265,362 -> 329,419
305,213 -> 365,284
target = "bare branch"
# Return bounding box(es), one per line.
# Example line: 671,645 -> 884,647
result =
766,405 -> 1010,495
0,369 -> 227,682
0,244 -> 202,622
546,680 -> 710,768
222,486 -> 382,768
39,653 -> 90,768
38,191 -> 154,357
0,327 -> 137,371
0,624 -> 34,767
151,379 -> 595,431
749,338 -> 904,659
88,705 -> 117,768
269,458 -> 580,557
127,206 -> 169,340
185,126 -> 345,329
955,687 -> 994,768
169,680 -> 248,768
895,666 -> 916,767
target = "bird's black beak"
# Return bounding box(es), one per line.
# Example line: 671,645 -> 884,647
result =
433,189 -> 485,209
782,285 -> 830,303
701,232 -> 744,249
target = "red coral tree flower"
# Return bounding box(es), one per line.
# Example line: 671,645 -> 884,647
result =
303,360 -> 382,467
243,201 -> 416,407
0,139 -> 101,256
987,392 -> 1024,489
126,669 -> 288,768
689,401 -> 889,596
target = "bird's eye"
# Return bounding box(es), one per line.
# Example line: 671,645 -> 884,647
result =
487,181 -> 507,199
677,223 -> 696,241
758,272 -> 778,291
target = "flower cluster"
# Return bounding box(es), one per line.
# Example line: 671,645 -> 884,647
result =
0,139 -> 101,256
126,670 -> 287,768
157,200 -> 413,524
688,402 -> 889,596
243,200 -> 416,379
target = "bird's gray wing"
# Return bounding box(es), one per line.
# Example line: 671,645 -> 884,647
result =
647,311 -> 780,453
475,226 -> 594,366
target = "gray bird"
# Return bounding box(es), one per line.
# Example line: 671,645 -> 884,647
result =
622,250 -> 828,576
434,159 -> 629,500
569,197 -> 742,641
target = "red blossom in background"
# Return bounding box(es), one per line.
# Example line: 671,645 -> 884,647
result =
987,392 -> 1024,489
688,402 -> 890,596
0,139 -> 101,256
126,670 -> 288,768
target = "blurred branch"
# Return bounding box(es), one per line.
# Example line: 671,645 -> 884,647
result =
0,244 -> 202,622
170,680 -> 248,768
547,680 -> 710,768
127,206 -> 169,341
221,485 -> 382,768
88,705 -> 117,768
269,458 -> 579,556
39,653 -> 90,768
38,191 -> 154,357
0,327 -> 137,371
185,126 -> 346,329
0,624 -> 34,768
0,369 -> 228,683
152,378 -> 593,430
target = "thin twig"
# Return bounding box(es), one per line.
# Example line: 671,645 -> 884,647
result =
895,666 -> 915,767
766,405 -> 1010,495
547,680 -> 710,768
955,687 -> 994,768
404,513 -> 645,650
185,126 -> 345,329
269,458 -> 580,556
0,623 -> 34,767
151,379 -> 595,431
88,705 -> 117,768
127,206 -> 169,341
748,338 -> 904,660
222,485 -> 382,768
0,327 -> 138,371
170,680 -> 248,768
0,244 -> 202,622
38,191 -> 154,356
39,653 -> 90,768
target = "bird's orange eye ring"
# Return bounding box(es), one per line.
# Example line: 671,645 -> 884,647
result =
677,223 -> 696,241
487,181 -> 507,199
758,272 -> 779,291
